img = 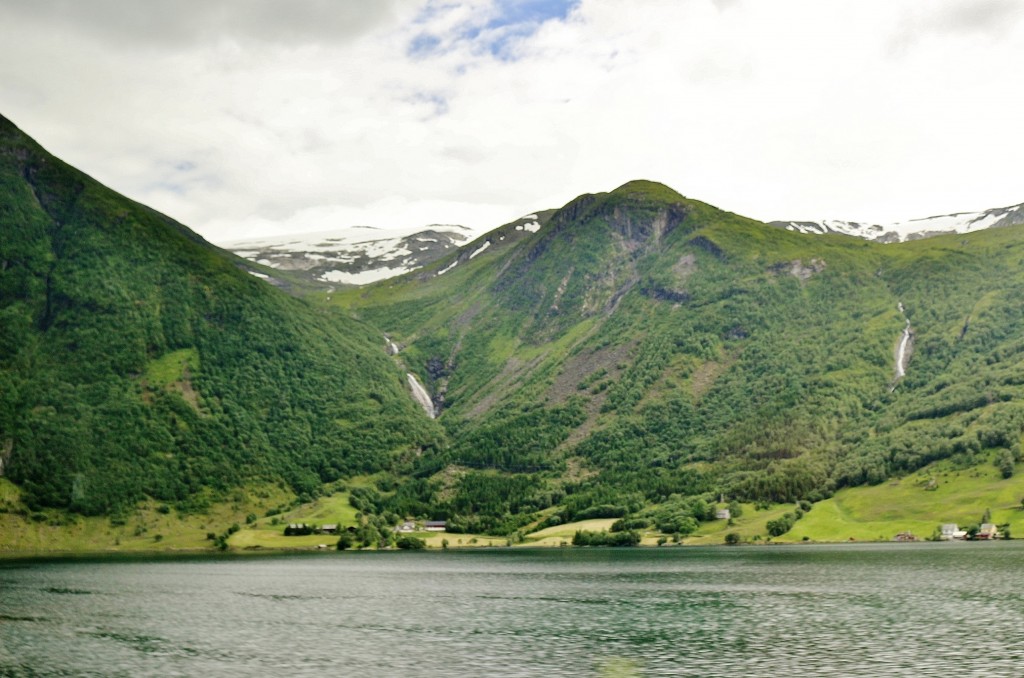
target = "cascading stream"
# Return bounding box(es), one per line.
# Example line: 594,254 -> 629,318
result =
384,334 -> 436,417
407,372 -> 437,419
892,302 -> 913,388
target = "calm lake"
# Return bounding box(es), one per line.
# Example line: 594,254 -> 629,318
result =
1,542 -> 1022,677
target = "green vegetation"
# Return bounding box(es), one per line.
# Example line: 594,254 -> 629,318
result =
572,529 -> 641,547
333,178 -> 1024,541
396,535 -> 426,550
5,114 -> 1024,552
785,459 -> 1024,543
0,113 -> 440,520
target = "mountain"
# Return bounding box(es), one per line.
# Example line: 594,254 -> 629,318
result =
770,202 -> 1024,243
223,223 -> 477,288
0,114 -> 441,515
339,180 -> 1024,535
4,111 -> 1024,546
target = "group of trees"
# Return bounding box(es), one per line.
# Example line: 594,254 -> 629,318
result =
0,119 -> 443,516
572,529 -> 641,547
10,113 -> 1024,538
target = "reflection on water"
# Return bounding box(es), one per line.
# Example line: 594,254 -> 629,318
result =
2,543 -> 1023,677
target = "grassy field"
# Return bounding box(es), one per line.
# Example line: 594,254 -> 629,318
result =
783,460 -> 1024,543
518,507 -> 808,548
678,462 -> 1023,545
677,503 -> 794,546
4,459 -> 1023,555
420,532 -> 507,548
523,518 -> 619,545
229,490 -> 361,550
0,480 -> 293,555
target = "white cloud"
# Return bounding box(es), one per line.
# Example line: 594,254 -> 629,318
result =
2,0 -> 1023,242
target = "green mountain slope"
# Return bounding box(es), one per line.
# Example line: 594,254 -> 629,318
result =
0,114 -> 442,515
339,180 -> 1024,535
3,112 -> 1021,546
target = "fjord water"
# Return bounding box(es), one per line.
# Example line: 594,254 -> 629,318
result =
2,543 -> 1022,677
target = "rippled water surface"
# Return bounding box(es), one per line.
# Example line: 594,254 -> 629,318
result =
2,543 -> 1023,677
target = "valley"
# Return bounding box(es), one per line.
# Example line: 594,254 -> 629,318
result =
3,114 -> 1024,554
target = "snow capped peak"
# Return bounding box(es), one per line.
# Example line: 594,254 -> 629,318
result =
771,201 -> 1024,243
221,223 -> 480,286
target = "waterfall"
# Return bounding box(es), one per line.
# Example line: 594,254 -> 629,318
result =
894,322 -> 911,378
892,302 -> 913,386
407,373 -> 436,418
385,336 -> 400,355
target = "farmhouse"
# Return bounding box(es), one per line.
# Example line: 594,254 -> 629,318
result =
977,523 -> 999,540
424,520 -> 447,532
284,523 -> 316,536
940,523 -> 966,540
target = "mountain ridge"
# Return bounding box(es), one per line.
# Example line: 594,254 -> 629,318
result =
770,202 -> 1024,243
336,178 -> 1024,535
0,113 -> 441,515
4,115 -> 1024,549
227,174 -> 1024,288
223,222 -> 477,287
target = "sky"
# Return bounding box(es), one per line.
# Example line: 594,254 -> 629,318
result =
2,0 -> 1023,243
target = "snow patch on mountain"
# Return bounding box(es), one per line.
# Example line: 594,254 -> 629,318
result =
320,266 -> 414,285
222,223 -> 476,286
469,241 -> 491,259
436,260 -> 459,276
771,201 -> 1024,243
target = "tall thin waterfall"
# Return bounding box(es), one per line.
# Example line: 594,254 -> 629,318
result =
407,373 -> 436,418
892,302 -> 913,388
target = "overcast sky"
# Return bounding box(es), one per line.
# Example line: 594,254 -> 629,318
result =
2,0 -> 1023,243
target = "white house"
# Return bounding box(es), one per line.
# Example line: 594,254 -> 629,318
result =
940,523 -> 965,540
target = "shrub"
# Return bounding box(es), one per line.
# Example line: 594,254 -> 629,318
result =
996,449 -> 1014,479
572,530 -> 640,547
574,504 -> 627,521
610,517 -> 648,532
766,513 -> 796,537
396,536 -> 426,550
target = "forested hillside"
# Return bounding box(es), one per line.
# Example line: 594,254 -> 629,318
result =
339,181 -> 1024,535
0,114 -> 442,516
3,112 -> 1022,544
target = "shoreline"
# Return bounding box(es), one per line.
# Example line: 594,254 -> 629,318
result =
1,535 -> 1004,562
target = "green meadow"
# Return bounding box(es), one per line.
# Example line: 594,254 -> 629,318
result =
784,460 -> 1024,543
4,458 -> 1023,555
